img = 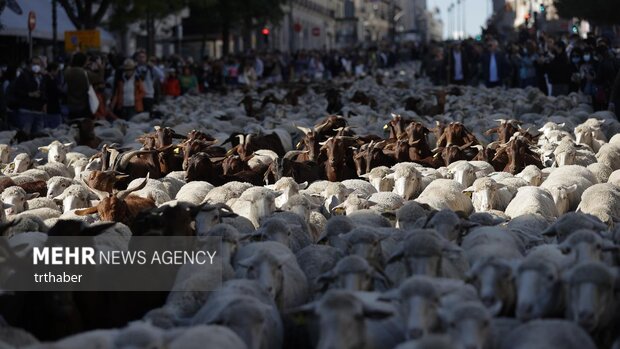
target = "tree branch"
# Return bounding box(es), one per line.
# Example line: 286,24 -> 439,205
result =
93,0 -> 112,26
57,0 -> 82,28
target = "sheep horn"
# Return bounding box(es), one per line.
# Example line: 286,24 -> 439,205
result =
296,125 -> 312,135
284,150 -> 308,160
116,150 -> 153,170
116,173 -> 150,200
82,177 -> 110,201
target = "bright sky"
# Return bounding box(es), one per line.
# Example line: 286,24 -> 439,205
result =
427,0 -> 492,39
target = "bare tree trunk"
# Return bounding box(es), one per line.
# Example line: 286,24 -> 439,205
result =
242,16 -> 252,52
222,21 -> 230,56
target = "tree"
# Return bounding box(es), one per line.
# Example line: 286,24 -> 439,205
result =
108,0 -> 185,55
554,0 -> 620,25
187,0 -> 286,55
57,0 -> 114,29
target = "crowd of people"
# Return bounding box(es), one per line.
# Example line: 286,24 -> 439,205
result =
422,32 -> 620,112
0,46 -> 405,136
0,32 -> 619,137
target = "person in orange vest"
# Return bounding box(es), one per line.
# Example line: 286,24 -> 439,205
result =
110,59 -> 145,120
162,68 -> 181,98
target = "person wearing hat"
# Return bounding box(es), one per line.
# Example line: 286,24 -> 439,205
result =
110,59 -> 145,120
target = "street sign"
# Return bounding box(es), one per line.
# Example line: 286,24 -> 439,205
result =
28,11 -> 36,59
312,27 -> 320,36
294,23 -> 302,33
28,11 -> 36,31
64,30 -> 101,52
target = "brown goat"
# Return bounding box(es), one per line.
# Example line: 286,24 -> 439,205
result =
319,136 -> 357,181
85,170 -> 129,192
315,115 -> 347,140
436,122 -> 479,148
76,175 -> 155,225
137,126 -> 185,150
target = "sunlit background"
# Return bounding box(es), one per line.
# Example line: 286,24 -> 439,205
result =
428,0 -> 490,39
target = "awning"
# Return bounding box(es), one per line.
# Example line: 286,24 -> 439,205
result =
0,0 -> 114,44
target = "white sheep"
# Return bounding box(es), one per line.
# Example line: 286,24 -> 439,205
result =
26,197 -> 61,211
596,143 -> 620,171
504,186 -> 559,221
341,179 -> 378,198
540,165 -> 596,214
54,184 -> 92,213
202,181 -> 250,205
1,186 -> 39,215
175,181 -> 215,205
576,183 -> 620,226
464,177 -> 514,212
361,166 -> 394,192
46,176 -> 80,199
0,144 -> 17,164
415,178 -> 473,214
587,163 -> 613,184
37,140 -> 73,164
368,191 -> 405,213
158,176 -> 186,199
268,177 -> 307,208
168,325 -> 247,349
229,187 -> 277,228
389,162 -> 422,200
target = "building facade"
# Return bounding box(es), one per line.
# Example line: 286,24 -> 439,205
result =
271,0 -> 340,51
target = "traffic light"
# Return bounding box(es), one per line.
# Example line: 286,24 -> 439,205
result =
261,27 -> 270,44
539,4 -> 545,12
571,24 -> 579,34
524,13 -> 531,26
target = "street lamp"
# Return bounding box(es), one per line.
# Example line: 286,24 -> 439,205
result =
461,0 -> 466,39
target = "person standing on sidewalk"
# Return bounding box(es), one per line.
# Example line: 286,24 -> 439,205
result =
64,52 -> 94,119
11,57 -> 46,136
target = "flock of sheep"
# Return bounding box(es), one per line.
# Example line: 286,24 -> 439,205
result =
0,62 -> 619,349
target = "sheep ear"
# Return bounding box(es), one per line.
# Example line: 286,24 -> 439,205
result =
381,212 -> 396,221
359,173 -> 370,179
564,184 -> 578,193
38,146 -> 49,153
74,207 -> 98,216
316,270 -> 336,285
441,242 -> 463,260
361,300 -> 394,320
63,142 -> 74,149
601,240 -> 620,252
387,248 -> 404,264
287,302 -> 317,322
385,173 -> 395,179
236,256 -> 255,269
378,288 -> 400,302
26,193 -> 39,199
2,202 -> 12,209
331,204 -> 346,215
298,181 -> 308,190
462,186 -> 474,193
437,307 -> 450,324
